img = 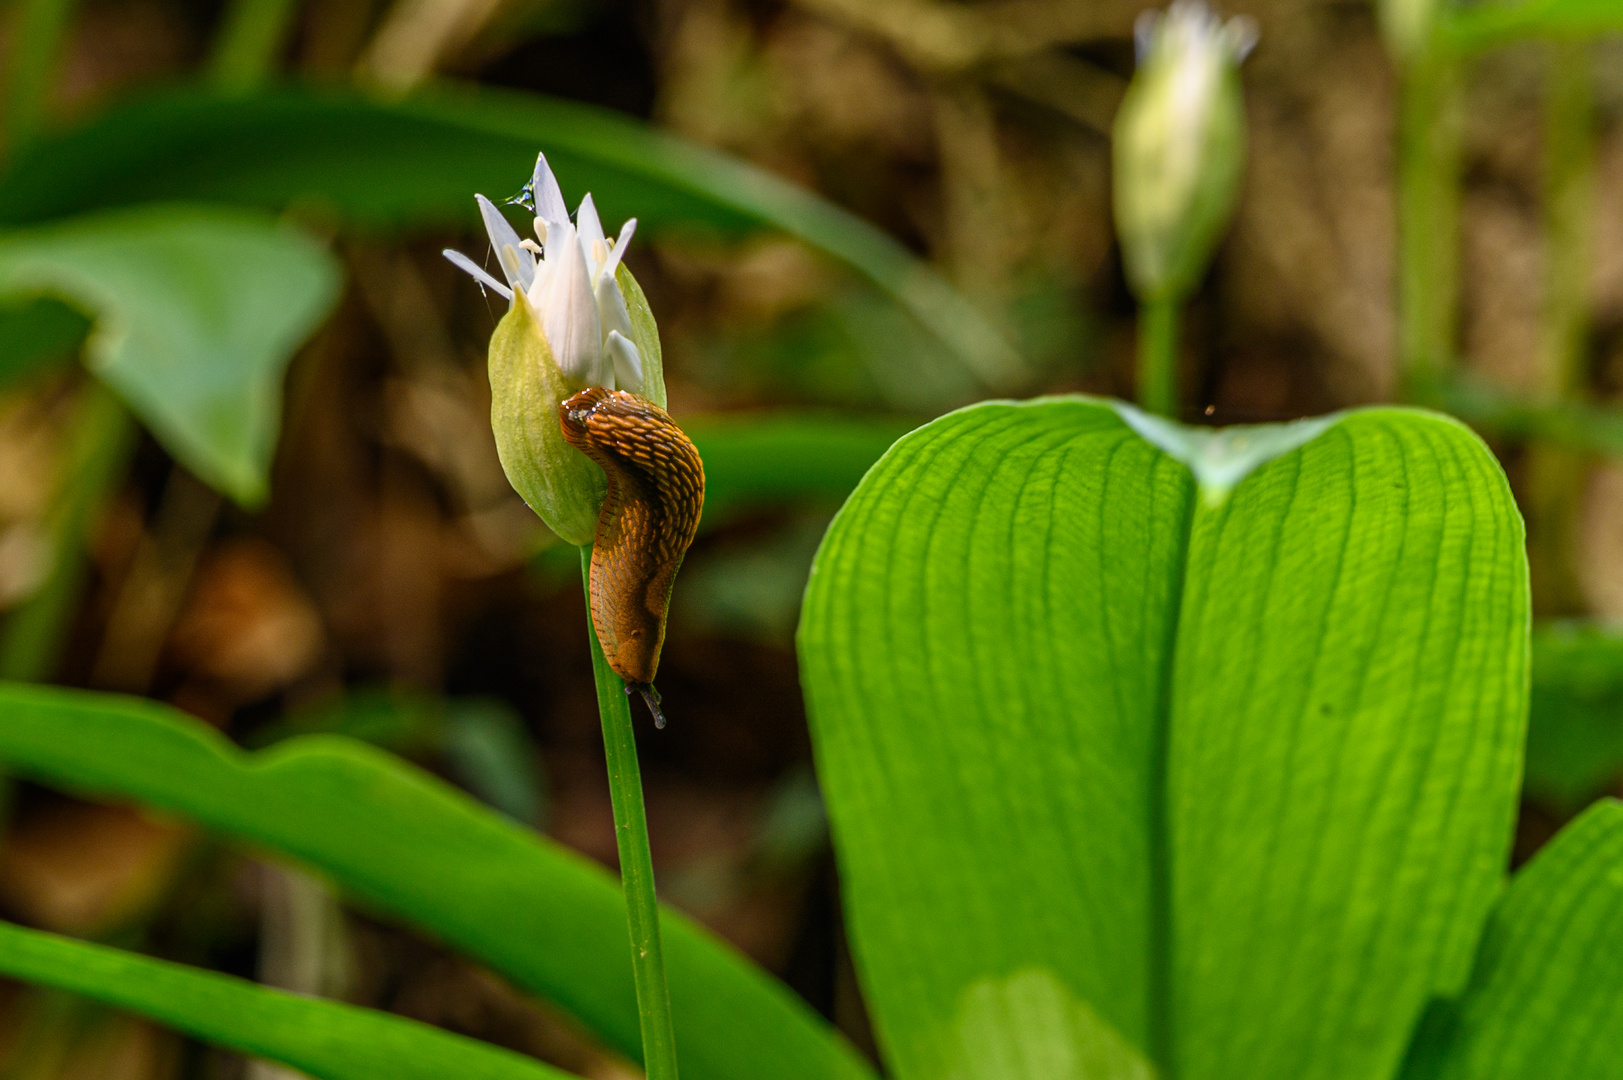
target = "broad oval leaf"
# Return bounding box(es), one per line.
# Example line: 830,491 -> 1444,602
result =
0,85 -> 1018,388
0,682 -> 875,1080
0,205 -> 341,504
1399,799 -> 1623,1080
797,398 -> 1528,1080
0,919 -> 568,1080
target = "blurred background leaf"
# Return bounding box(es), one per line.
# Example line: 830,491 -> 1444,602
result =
0,85 -> 1019,388
0,205 -> 341,505
1525,622 -> 1623,810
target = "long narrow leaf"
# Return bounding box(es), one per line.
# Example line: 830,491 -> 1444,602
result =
0,919 -> 568,1080
0,85 -> 1020,387
0,683 -> 876,1080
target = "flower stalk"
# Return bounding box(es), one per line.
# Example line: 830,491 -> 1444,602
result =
581,546 -> 680,1080
448,155 -> 686,1079
1112,1 -> 1254,417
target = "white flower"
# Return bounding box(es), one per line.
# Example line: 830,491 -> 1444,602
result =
1113,1 -> 1254,301
443,153 -> 645,394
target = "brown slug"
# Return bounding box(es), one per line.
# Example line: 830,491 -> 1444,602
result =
559,387 -> 704,728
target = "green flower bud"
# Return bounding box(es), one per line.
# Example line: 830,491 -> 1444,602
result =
1376,0 -> 1440,67
445,154 -> 666,545
1113,1 -> 1255,303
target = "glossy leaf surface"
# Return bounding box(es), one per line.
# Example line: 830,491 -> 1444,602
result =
0,683 -> 874,1080
0,205 -> 340,504
1400,800 -> 1623,1080
0,85 -> 1017,386
798,399 -> 1528,1080
0,920 -> 567,1080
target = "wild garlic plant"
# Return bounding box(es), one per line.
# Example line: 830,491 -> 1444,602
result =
445,154 -> 704,1080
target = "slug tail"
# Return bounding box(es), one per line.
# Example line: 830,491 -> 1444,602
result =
627,682 -> 667,729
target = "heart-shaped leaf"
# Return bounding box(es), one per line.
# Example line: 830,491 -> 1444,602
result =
0,205 -> 341,504
798,399 -> 1528,1080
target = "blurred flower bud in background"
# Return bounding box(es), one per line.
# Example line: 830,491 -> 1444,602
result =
1113,1 -> 1256,304
444,154 -> 667,546
1376,0 -> 1441,68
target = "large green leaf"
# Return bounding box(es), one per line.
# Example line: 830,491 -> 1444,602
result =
0,683 -> 875,1080
1442,0 -> 1623,51
798,399 -> 1528,1080
1399,800 -> 1623,1079
0,205 -> 341,504
0,85 -> 1019,387
0,920 -> 568,1080
1524,622 -> 1623,809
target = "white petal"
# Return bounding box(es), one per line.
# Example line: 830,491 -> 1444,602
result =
606,330 -> 643,393
442,249 -> 513,300
576,193 -> 607,279
477,195 -> 535,293
595,271 -> 634,342
531,152 -> 570,228
542,222 -> 605,385
602,218 -> 636,281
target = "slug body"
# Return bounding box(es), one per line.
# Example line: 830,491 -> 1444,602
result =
560,388 -> 705,702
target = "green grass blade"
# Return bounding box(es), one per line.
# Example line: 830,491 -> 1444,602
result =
0,919 -> 569,1080
798,399 -> 1528,1080
1399,800 -> 1623,1080
0,84 -> 1019,386
0,205 -> 341,505
0,683 -> 876,1080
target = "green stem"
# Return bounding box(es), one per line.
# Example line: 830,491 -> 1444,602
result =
3,0 -> 79,153
1524,40 -> 1596,616
206,0 -> 300,91
1539,39 -> 1594,403
0,381 -> 135,682
1137,296 -> 1180,418
579,546 -> 680,1080
1396,55 -> 1464,395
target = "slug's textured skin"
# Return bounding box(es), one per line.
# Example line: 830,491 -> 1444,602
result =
560,388 -> 705,690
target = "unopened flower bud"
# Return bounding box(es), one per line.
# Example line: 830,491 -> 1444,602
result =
444,154 -> 666,545
1113,1 -> 1255,303
1376,0 -> 1440,67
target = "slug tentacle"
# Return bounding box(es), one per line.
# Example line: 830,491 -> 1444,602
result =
560,387 -> 704,718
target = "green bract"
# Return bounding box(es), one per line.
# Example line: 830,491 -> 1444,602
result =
487,290 -> 605,545
1113,2 -> 1253,303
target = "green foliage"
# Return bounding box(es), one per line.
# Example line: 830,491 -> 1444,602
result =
0,205 -> 341,504
0,85 -> 1017,386
0,681 -> 874,1080
684,413 -> 915,526
1525,622 -> 1623,809
1400,800 -> 1623,1079
798,399 -> 1530,1080
0,919 -> 569,1080
0,295 -> 88,388
1442,0 -> 1623,51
